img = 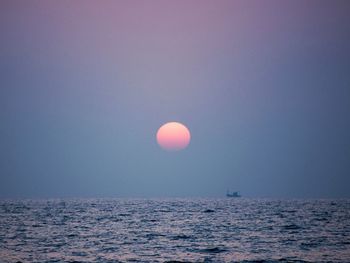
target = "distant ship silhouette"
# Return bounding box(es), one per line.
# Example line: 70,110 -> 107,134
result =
226,190 -> 241,197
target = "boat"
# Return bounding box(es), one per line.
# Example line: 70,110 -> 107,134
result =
226,190 -> 241,197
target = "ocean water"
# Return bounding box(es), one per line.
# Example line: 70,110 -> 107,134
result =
0,198 -> 349,263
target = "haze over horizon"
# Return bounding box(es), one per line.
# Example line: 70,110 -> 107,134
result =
1,1 -> 350,198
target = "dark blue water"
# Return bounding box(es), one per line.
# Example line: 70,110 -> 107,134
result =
0,198 -> 349,262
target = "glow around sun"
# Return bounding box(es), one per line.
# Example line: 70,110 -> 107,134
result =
156,122 -> 191,151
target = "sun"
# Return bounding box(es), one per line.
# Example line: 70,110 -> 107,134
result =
156,122 -> 191,151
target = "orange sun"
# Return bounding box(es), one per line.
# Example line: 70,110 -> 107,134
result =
156,122 -> 191,151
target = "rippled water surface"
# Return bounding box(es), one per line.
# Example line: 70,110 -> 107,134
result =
0,198 -> 349,262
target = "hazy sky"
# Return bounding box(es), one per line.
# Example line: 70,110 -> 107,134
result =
1,1 -> 350,198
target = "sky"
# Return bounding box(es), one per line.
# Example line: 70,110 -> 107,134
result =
1,0 -> 350,198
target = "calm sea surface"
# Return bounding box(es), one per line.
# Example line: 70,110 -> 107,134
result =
0,198 -> 349,263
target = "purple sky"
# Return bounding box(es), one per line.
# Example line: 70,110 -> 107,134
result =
1,1 -> 350,197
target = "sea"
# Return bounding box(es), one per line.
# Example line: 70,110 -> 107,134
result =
0,198 -> 349,263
